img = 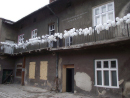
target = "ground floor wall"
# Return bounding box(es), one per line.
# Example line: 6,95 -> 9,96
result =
13,44 -> 130,98
14,52 -> 57,90
0,56 -> 15,84
58,45 -> 130,98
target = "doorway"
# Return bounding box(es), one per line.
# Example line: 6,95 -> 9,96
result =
2,69 -> 13,84
62,65 -> 74,93
66,68 -> 74,92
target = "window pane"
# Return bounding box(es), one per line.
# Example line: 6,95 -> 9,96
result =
104,61 -> 108,68
53,25 -> 54,29
111,71 -> 117,86
35,30 -> 37,33
51,31 -> 55,35
108,4 -> 113,11
102,15 -> 106,24
67,37 -> 69,43
108,12 -> 113,21
16,69 -> 22,77
97,71 -> 102,85
95,16 -> 100,25
97,61 -> 101,68
104,71 -> 109,86
102,6 -> 106,13
95,8 -> 99,15
111,61 -> 116,68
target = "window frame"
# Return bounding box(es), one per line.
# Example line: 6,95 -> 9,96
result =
31,29 -> 38,38
65,36 -> 72,46
18,34 -> 24,44
94,59 -> 119,88
65,28 -> 73,46
15,63 -> 22,78
93,2 -> 115,26
48,23 -> 55,47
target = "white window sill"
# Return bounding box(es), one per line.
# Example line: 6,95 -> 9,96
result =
94,85 -> 119,89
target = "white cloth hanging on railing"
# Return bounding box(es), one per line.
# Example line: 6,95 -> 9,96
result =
0,13 -> 130,50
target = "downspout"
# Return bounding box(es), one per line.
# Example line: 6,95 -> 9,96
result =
47,5 -> 59,78
47,5 -> 59,33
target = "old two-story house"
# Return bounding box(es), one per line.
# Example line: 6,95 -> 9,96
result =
0,0 -> 130,97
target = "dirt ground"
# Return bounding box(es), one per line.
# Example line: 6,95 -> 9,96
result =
0,84 -> 97,98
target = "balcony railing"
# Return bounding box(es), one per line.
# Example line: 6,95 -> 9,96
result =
1,23 -> 130,55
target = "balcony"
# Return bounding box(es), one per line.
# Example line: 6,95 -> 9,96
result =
0,23 -> 130,55
56,23 -> 130,50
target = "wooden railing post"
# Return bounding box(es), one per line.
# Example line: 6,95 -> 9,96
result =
127,24 -> 129,37
94,27 -> 96,42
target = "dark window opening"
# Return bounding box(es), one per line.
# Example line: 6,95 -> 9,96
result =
2,69 -> 13,84
16,64 -> 22,77
16,69 -> 22,77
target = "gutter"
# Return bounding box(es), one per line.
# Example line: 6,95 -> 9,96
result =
47,5 -> 59,78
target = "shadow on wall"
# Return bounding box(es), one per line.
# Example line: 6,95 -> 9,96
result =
119,1 -> 130,17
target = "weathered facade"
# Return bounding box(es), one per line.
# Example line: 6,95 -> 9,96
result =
0,0 -> 130,97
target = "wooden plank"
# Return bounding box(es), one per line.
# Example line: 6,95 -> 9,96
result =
29,62 -> 36,79
40,61 -> 48,80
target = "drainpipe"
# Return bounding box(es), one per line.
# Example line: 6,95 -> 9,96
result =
47,5 -> 59,33
22,56 -> 26,86
47,5 -> 59,78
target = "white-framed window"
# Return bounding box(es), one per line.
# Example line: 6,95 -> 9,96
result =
49,24 -> 55,47
95,59 -> 119,88
65,37 -> 72,46
93,2 -> 115,26
16,64 -> 22,78
18,34 -> 24,43
31,29 -> 37,38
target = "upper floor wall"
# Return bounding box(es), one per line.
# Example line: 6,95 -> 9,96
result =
16,0 -> 130,40
59,0 -> 130,30
0,0 -> 130,54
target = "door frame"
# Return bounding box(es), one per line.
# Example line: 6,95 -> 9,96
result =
62,65 -> 74,92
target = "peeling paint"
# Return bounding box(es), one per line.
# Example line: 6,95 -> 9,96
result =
44,82 -> 46,86
119,79 -> 124,85
34,83 -> 38,86
74,72 -> 92,92
98,90 -> 106,96
74,90 -> 77,94
119,1 -> 130,17
47,81 -> 51,88
25,68 -> 27,78
24,81 -> 27,85
123,82 -> 130,97
58,58 -> 62,79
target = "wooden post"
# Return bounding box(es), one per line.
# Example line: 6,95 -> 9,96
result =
21,57 -> 26,86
